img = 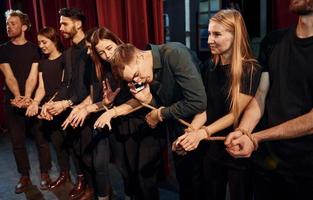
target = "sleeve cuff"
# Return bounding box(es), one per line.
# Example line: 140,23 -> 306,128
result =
161,107 -> 172,120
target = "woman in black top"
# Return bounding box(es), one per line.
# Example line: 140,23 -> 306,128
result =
173,9 -> 261,200
61,28 -> 123,200
25,27 -> 72,190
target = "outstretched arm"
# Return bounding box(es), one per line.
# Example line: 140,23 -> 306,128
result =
225,73 -> 270,157
26,72 -> 45,117
0,63 -> 20,98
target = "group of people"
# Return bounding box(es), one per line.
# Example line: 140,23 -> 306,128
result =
0,0 -> 312,200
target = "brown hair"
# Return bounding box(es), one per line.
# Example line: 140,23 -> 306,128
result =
111,43 -> 138,78
5,9 -> 31,31
210,9 -> 258,125
38,26 -> 64,52
89,27 -> 124,80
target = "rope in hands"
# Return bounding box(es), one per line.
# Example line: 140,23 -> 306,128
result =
140,103 -> 226,141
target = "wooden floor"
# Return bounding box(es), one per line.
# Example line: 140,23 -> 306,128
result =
0,131 -> 179,200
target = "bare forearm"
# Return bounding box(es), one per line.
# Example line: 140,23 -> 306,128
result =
189,111 -> 206,130
85,101 -> 107,113
114,98 -> 142,116
24,78 -> 37,98
206,113 -> 234,137
238,97 -> 263,134
255,109 -> 313,143
33,87 -> 45,104
239,72 -> 269,133
77,95 -> 92,108
5,77 -> 20,97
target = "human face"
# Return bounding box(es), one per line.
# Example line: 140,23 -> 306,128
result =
95,39 -> 118,61
37,34 -> 57,56
289,0 -> 313,15
208,21 -> 234,57
6,16 -> 24,38
59,16 -> 78,39
120,55 -> 151,84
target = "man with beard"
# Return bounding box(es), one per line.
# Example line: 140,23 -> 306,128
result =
0,10 -> 52,193
225,0 -> 313,199
43,8 -> 93,199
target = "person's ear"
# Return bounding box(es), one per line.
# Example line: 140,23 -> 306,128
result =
21,24 -> 27,32
136,53 -> 144,64
75,20 -> 82,30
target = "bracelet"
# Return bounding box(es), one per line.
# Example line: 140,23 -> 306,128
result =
201,126 -> 211,139
235,127 -> 258,151
157,106 -> 165,122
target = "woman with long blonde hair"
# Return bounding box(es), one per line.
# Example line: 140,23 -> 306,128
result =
173,9 -> 261,200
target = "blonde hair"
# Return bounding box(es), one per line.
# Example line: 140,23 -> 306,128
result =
210,9 -> 258,125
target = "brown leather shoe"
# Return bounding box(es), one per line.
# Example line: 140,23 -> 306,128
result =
15,176 -> 32,194
80,187 -> 94,200
39,172 -> 51,190
69,174 -> 86,200
49,171 -> 71,189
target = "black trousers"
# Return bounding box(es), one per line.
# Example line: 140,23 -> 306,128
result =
69,121 -> 112,197
253,166 -> 313,200
4,104 -> 51,175
83,128 -> 111,197
173,147 -> 204,200
202,156 -> 253,200
41,115 -> 70,172
110,123 -> 166,200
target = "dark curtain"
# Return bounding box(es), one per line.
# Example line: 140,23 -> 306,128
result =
272,0 -> 298,29
0,0 -> 163,47
0,0 -> 164,125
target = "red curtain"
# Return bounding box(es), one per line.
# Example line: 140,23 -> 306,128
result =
0,0 -> 164,126
272,0 -> 298,29
1,0 -> 164,47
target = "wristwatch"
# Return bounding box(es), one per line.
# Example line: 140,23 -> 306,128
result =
67,100 -> 73,107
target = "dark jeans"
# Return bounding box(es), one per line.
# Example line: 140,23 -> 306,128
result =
253,166 -> 313,200
202,157 -> 253,200
88,129 -> 111,197
4,104 -> 51,175
41,117 -> 70,172
110,123 -> 166,200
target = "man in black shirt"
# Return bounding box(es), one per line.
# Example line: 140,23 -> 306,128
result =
44,8 -> 93,199
225,0 -> 313,199
108,43 -> 207,200
1,10 -> 51,193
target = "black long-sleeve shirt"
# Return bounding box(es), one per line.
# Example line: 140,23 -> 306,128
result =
147,42 -> 207,140
54,39 -> 91,104
148,42 -> 207,120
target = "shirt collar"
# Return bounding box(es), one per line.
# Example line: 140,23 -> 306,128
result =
73,38 -> 86,49
146,43 -> 162,70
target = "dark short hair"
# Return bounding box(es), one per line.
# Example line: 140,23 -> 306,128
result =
5,9 -> 31,31
59,7 -> 86,24
38,26 -> 64,52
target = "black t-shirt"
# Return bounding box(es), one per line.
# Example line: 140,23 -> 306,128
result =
255,27 -> 313,176
38,54 -> 64,103
0,44 -> 6,64
1,41 -> 40,97
203,60 -> 261,168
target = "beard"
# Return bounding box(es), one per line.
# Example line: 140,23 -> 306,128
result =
7,28 -> 23,39
62,26 -> 78,39
289,0 -> 313,15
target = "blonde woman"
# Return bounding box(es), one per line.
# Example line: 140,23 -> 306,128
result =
173,9 -> 261,200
